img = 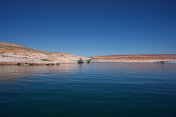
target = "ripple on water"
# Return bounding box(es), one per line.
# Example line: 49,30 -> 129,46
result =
0,63 -> 176,117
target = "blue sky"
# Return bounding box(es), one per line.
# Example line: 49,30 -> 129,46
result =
0,0 -> 175,57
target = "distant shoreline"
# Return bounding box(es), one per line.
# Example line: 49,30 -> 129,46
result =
91,54 -> 176,63
0,42 -> 176,65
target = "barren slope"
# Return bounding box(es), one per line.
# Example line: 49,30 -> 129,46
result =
0,42 -> 88,64
91,54 -> 176,62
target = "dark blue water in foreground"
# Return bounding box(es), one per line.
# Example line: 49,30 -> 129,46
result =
0,63 -> 176,117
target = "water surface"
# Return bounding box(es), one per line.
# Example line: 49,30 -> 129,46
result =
0,63 -> 176,117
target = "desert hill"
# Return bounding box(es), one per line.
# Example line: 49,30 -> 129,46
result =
91,54 -> 176,63
0,42 -> 89,65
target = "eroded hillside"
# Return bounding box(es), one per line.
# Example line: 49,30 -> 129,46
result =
0,42 -> 89,65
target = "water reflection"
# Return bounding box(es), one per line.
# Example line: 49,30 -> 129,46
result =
0,63 -> 175,83
0,64 -> 83,82
0,64 -> 81,73
92,63 -> 176,73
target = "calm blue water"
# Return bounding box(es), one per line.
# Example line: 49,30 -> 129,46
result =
0,63 -> 176,117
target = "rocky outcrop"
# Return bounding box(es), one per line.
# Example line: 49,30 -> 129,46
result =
0,42 -> 90,65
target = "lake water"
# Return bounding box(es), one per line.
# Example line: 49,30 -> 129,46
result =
0,63 -> 176,117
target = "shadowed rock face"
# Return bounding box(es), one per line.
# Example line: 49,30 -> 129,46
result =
0,42 -> 89,64
91,54 -> 176,63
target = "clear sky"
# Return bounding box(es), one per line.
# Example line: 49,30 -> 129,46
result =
0,0 -> 175,57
